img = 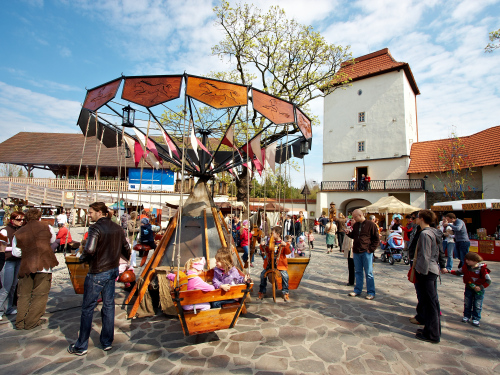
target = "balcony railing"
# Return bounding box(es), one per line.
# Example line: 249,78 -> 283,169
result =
321,179 -> 425,192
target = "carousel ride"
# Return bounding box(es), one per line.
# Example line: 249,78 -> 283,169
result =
68,73 -> 313,335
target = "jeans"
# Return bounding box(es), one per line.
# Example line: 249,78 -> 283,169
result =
259,268 -> 289,295
337,232 -> 345,250
464,287 -> 484,321
241,245 -> 249,263
74,268 -> 119,351
415,272 -> 441,342
446,242 -> 455,270
320,225 -> 324,235
456,241 -> 470,269
0,259 -> 21,316
211,299 -> 237,308
347,256 -> 355,285
353,252 -> 375,296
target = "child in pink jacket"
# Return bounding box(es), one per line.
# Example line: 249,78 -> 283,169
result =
168,257 -> 214,312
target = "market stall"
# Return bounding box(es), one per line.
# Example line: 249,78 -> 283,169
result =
431,199 -> 500,262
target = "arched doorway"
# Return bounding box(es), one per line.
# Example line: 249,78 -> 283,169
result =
339,198 -> 372,216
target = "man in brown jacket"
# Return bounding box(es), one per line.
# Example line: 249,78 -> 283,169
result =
12,208 -> 58,329
346,209 -> 379,300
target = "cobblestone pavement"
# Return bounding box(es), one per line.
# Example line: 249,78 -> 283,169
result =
1,231 -> 499,375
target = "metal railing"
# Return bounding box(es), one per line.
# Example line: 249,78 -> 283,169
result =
321,179 -> 425,192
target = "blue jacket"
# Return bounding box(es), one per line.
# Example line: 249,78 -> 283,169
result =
448,218 -> 469,242
140,224 -> 155,243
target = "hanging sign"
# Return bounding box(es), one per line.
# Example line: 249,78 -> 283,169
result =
431,205 -> 452,211
492,203 -> 500,209
462,203 -> 486,210
186,76 -> 247,109
83,78 -> 122,112
122,76 -> 182,107
252,89 -> 294,125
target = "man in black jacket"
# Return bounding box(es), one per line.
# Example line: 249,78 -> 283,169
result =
68,202 -> 130,356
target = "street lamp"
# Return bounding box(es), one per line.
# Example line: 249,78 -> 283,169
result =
122,105 -> 135,127
300,138 -> 309,155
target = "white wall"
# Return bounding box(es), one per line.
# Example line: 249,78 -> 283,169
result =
482,166 -> 500,199
323,157 -> 410,181
323,70 -> 415,166
403,73 -> 418,151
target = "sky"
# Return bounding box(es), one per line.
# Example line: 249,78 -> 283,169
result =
0,0 -> 499,188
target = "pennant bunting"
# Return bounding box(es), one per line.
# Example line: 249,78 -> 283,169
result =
250,134 -> 263,166
196,137 -> 212,156
265,142 -> 277,173
132,128 -> 161,169
160,128 -> 180,159
189,119 -> 199,161
123,134 -> 136,161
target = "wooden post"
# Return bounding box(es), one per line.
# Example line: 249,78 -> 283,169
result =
66,165 -> 70,179
203,209 -> 210,267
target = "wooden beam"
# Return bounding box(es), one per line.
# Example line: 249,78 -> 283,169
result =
127,213 -> 178,318
203,209 -> 210,267
212,207 -> 227,247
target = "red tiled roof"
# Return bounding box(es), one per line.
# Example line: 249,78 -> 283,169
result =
325,48 -> 420,95
407,126 -> 500,174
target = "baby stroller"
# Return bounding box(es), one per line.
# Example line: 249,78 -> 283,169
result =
380,232 -> 409,265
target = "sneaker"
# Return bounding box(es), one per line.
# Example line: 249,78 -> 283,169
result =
0,315 -> 2,321
283,294 -> 290,303
103,345 -> 112,351
6,309 -> 17,315
471,319 -> 480,327
258,292 -> 264,300
409,317 -> 422,325
348,292 -> 360,297
68,344 -> 88,356
461,317 -> 470,323
365,294 -> 375,300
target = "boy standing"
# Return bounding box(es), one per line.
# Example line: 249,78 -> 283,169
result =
448,252 -> 491,327
258,227 -> 291,302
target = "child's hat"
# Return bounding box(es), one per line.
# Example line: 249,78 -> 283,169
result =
192,257 -> 206,271
242,220 -> 249,226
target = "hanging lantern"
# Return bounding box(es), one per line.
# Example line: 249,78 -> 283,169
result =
122,105 -> 135,127
300,138 -> 309,155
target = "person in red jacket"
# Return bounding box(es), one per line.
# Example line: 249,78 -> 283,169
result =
239,220 -> 252,268
447,252 -> 491,327
51,224 -> 72,252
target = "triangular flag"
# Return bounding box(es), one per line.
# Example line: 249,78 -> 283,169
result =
221,125 -> 235,148
160,128 -> 180,159
253,148 -> 266,176
250,134 -> 263,165
265,142 -> 277,173
134,140 -> 143,167
132,128 -> 161,169
189,119 -> 199,161
242,162 -> 253,179
123,134 -> 136,160
196,137 -> 212,156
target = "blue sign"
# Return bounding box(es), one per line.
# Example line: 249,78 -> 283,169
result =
128,168 -> 175,191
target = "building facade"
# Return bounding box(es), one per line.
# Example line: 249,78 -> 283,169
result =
318,48 -> 425,216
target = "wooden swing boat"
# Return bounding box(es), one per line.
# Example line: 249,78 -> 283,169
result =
125,180 -> 251,336
168,268 -> 253,336
65,254 -> 89,294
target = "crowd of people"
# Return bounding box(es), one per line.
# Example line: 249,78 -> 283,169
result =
0,202 -> 494,352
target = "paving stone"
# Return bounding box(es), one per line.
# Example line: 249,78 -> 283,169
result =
345,358 -> 366,374
230,331 -> 264,342
364,358 -> 392,373
206,355 -> 230,368
326,364 -> 348,375
345,347 -> 366,361
180,356 -> 207,367
126,363 -> 149,375
149,359 -> 176,374
233,357 -> 252,367
290,359 -> 325,373
309,337 -> 343,362
79,364 -> 107,374
254,355 -> 288,371
278,326 -> 308,345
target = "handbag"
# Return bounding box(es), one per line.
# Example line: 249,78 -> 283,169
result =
407,242 -> 418,283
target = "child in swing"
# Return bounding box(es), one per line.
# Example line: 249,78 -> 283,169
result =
167,257 -> 214,311
258,227 -> 292,302
295,235 -> 307,256
211,247 -> 250,308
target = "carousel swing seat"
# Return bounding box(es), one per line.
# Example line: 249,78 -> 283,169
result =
169,269 -> 252,336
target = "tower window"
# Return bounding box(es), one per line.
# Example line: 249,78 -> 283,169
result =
358,141 -> 365,152
358,112 -> 365,122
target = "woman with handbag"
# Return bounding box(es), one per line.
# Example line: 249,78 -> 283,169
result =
411,210 -> 447,343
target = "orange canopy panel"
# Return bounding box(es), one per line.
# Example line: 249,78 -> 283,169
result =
296,108 -> 312,140
121,76 -> 183,108
83,78 -> 122,112
252,89 -> 294,125
186,76 -> 247,109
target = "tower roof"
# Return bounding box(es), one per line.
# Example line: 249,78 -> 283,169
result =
325,48 -> 420,95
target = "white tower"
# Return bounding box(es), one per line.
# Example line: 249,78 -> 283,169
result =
322,48 -> 420,182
